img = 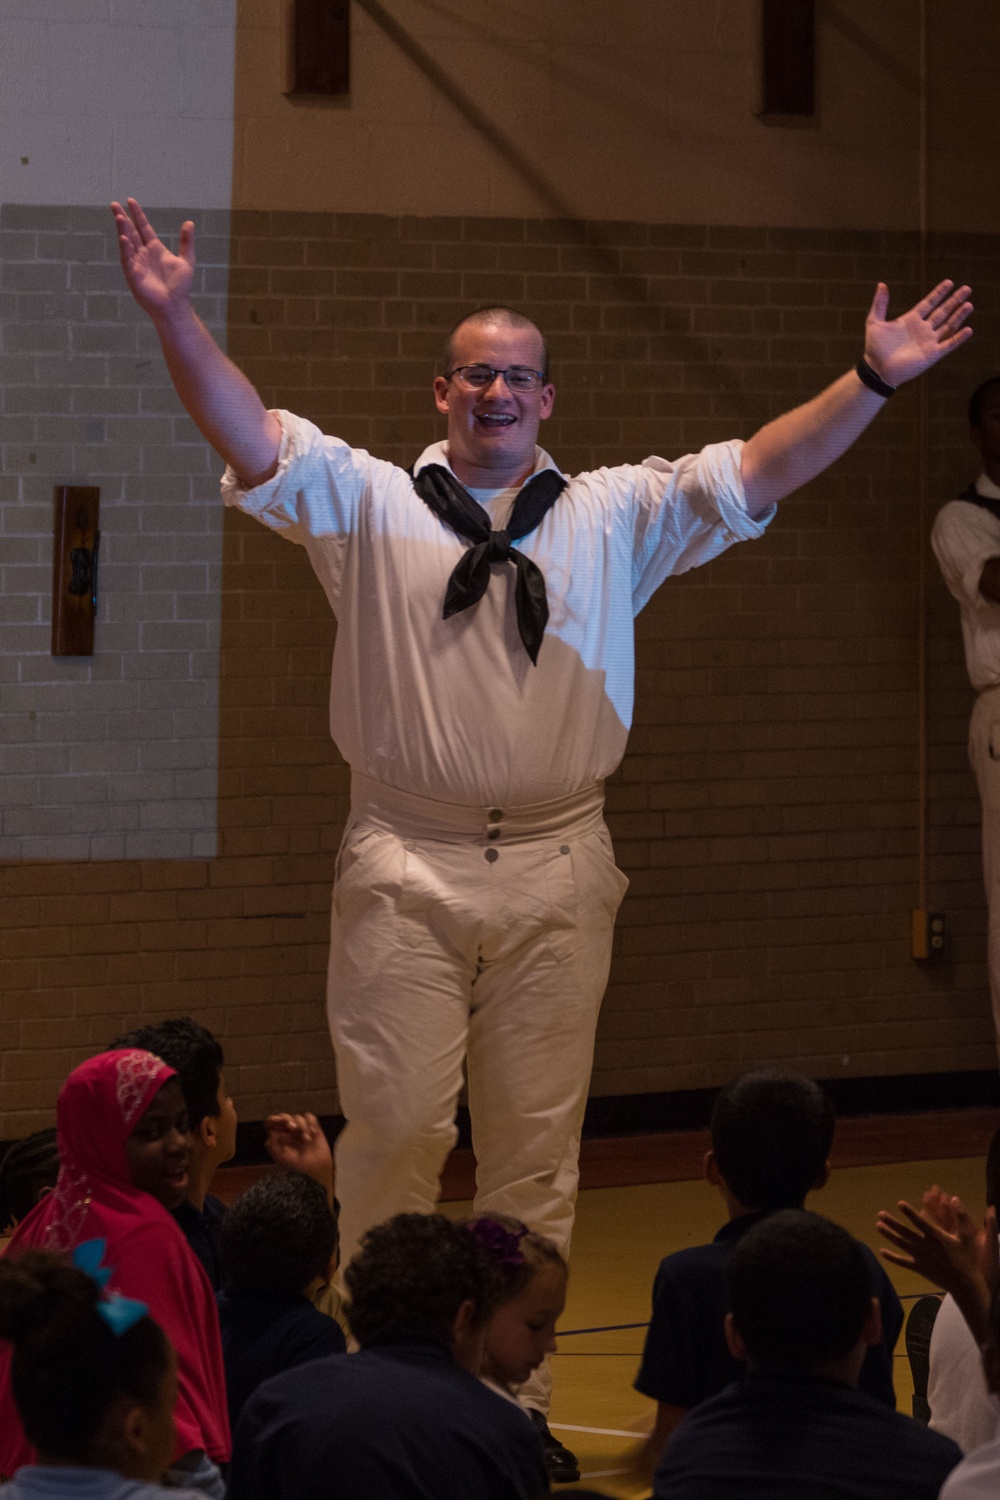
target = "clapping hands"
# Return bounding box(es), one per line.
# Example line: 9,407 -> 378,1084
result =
876,1186 -> 998,1346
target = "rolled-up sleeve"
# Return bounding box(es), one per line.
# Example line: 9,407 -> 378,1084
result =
932,501 -> 1000,612
221,410 -> 370,545
630,438 -> 775,613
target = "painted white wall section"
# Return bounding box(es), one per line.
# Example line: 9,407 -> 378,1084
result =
0,0 -> 237,211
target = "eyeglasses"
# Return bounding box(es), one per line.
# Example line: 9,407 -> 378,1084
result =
444,364 -> 547,393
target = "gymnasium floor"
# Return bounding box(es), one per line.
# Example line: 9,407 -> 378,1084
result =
217,1108 -> 1000,1497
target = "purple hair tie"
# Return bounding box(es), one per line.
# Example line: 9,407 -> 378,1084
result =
467,1217 -> 528,1269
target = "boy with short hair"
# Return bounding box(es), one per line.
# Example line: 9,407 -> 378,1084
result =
635,1069 -> 903,1470
218,1170 -> 346,1431
654,1211 -> 960,1498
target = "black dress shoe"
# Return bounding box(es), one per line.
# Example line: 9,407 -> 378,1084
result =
527,1407 -> 581,1485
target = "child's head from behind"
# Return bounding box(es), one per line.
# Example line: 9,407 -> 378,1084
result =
0,1129 -> 59,1233
221,1170 -> 338,1295
709,1069 -> 835,1213
109,1018 -> 236,1171
725,1209 -> 878,1379
466,1215 -> 568,1389
0,1251 -> 175,1480
345,1212 -> 502,1370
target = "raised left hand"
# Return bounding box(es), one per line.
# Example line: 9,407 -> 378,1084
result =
264,1111 -> 335,1203
864,279 -> 973,387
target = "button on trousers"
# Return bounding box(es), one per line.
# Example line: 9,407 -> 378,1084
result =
326,776 -> 629,1282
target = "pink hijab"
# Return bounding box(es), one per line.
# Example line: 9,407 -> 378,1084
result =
0,1050 -> 230,1471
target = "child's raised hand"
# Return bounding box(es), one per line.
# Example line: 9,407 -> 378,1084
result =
876,1195 -> 983,1296
264,1111 -> 334,1205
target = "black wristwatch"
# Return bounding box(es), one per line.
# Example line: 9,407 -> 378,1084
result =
855,357 -> 897,398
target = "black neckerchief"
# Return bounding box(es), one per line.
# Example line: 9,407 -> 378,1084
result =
958,481 -> 1000,525
410,462 -> 567,664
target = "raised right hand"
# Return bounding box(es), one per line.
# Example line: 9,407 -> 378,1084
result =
111,197 -> 195,321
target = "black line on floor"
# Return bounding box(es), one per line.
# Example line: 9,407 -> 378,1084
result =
558,1321 -> 649,1336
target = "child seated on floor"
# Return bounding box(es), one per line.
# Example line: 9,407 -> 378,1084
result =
0,1131 -> 60,1242
109,1020 -> 236,1289
466,1214 -> 576,1480
926,1127 -> 1000,1451
227,1212 -> 549,1500
109,1020 -> 336,1300
653,1210 -> 961,1499
634,1068 -> 903,1474
0,1249 -> 206,1500
218,1170 -> 345,1431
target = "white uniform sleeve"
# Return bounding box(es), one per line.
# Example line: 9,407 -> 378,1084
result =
220,409 -> 378,544
627,438 -> 775,614
932,501 -> 1000,613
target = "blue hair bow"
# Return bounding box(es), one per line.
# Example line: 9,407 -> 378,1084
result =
71,1239 -> 148,1336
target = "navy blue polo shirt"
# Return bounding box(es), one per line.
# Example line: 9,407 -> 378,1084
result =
227,1337 -> 549,1500
635,1212 -> 903,1410
218,1286 -> 347,1431
653,1371 -> 961,1499
172,1193 -> 226,1290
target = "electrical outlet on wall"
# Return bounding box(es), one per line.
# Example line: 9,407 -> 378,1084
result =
912,909 -> 948,965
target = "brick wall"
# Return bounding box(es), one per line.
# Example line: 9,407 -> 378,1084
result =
2,210 -> 997,1134
0,204 -> 230,861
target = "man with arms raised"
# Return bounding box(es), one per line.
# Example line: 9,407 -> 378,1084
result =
113,196 -> 970,1469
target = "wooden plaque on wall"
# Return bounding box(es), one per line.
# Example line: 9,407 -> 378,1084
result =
51,485 -> 100,656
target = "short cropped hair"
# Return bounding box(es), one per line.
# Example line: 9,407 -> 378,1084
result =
0,1129 -> 59,1231
0,1251 -> 170,1460
108,1017 -> 223,1131
344,1212 -> 502,1349
710,1069 -> 834,1211
442,306 -> 549,381
969,377 -> 1000,428
221,1170 -> 338,1295
728,1209 -> 872,1372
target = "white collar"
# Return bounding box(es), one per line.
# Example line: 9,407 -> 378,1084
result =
975,472 -> 1000,500
410,441 -> 564,482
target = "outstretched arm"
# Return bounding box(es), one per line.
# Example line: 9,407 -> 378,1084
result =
741,280 -> 973,518
112,198 -> 281,485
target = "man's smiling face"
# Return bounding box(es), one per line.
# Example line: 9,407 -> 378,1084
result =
433,317 -> 555,489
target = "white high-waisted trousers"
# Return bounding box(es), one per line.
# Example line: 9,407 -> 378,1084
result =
327,773 -> 629,1404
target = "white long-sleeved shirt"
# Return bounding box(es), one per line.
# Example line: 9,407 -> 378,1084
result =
222,413 -> 774,807
929,1291 -> 1000,1453
932,475 -> 1000,692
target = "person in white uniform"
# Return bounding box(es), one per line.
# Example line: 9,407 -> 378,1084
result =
112,195 -> 972,1440
933,378 -> 1000,1062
